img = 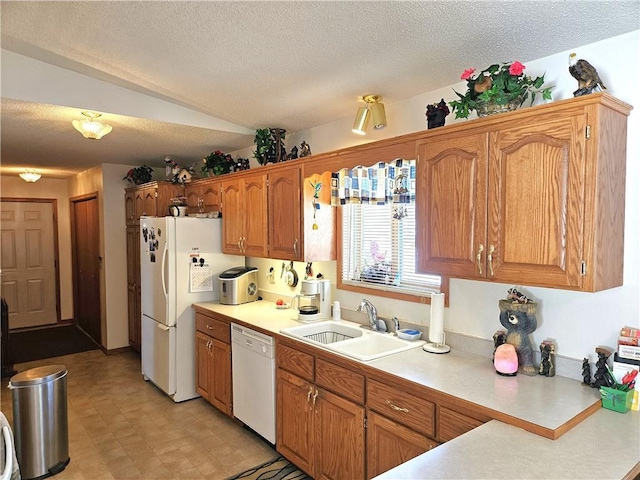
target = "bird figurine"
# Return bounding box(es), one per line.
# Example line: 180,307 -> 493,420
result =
568,53 -> 607,97
473,72 -> 493,94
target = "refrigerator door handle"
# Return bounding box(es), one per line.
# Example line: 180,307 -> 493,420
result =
157,323 -> 170,331
161,241 -> 169,300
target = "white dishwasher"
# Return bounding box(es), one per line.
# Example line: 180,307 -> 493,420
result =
231,323 -> 276,444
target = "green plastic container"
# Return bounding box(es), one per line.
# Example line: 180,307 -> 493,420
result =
600,387 -> 633,413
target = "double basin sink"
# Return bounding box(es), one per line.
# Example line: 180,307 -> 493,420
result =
279,320 -> 425,362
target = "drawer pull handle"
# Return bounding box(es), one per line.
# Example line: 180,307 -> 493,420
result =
386,400 -> 409,413
312,389 -> 319,408
206,324 -> 213,330
487,244 -> 495,277
307,386 -> 313,402
476,244 -> 484,275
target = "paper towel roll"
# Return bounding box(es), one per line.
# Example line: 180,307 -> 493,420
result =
429,293 -> 445,344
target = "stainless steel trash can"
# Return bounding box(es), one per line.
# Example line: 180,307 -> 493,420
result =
9,365 -> 70,480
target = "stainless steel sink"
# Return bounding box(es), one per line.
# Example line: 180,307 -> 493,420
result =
279,320 -> 425,362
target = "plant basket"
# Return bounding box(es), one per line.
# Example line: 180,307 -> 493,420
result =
476,97 -> 523,117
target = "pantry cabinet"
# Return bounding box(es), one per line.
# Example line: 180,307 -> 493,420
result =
416,94 -> 631,291
184,178 -> 221,215
276,342 -> 366,480
124,181 -> 183,351
221,171 -> 268,257
195,311 -> 232,416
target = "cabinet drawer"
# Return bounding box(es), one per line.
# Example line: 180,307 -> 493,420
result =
315,358 -> 364,405
196,314 -> 229,343
437,406 -> 485,442
367,379 -> 435,438
277,343 -> 314,382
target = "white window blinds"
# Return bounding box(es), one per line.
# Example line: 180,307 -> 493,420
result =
341,203 -> 441,297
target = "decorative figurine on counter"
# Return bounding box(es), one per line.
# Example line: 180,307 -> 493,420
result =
539,341 -> 556,377
287,146 -> 299,160
499,288 -> 538,376
426,98 -> 450,129
591,347 -> 613,389
299,141 -> 312,157
581,358 -> 592,386
569,53 -> 607,97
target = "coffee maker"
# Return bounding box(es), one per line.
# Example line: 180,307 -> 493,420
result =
293,279 -> 331,322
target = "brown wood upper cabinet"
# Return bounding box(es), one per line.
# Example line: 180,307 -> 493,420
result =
221,171 -> 268,257
416,94 -> 631,291
184,178 -> 221,215
268,167 -> 302,260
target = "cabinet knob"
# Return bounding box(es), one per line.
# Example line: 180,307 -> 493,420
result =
476,244 -> 484,276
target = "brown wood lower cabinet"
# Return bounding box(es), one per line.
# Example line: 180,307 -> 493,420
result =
276,342 -> 366,480
366,410 -> 438,479
195,311 -> 232,416
276,338 -> 489,480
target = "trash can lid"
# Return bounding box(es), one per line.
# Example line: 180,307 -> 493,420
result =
9,365 -> 67,386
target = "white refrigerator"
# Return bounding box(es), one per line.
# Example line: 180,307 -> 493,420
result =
140,216 -> 244,402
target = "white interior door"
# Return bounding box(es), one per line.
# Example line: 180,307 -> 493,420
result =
141,314 -> 176,395
0,201 -> 57,329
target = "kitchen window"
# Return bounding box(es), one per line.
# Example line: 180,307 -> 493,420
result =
332,159 -> 443,302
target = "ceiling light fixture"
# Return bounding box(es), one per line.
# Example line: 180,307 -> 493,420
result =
72,111 -> 113,140
352,94 -> 387,135
19,170 -> 42,183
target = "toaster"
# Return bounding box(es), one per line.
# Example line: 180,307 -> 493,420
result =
219,266 -> 259,305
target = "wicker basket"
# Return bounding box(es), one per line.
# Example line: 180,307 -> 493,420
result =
476,97 -> 523,117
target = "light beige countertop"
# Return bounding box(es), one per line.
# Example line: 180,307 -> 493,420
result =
194,300 -> 640,479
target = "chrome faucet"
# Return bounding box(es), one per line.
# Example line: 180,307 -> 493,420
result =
357,299 -> 379,331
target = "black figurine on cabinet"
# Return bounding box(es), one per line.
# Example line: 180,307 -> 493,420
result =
426,98 -> 450,129
582,358 -> 592,386
591,348 -> 612,388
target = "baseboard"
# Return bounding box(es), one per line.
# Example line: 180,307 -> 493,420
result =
104,346 -> 135,355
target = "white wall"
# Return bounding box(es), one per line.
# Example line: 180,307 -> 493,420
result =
243,31 -> 640,363
0,175 -> 74,320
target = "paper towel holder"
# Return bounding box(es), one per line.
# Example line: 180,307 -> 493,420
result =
423,292 -> 450,354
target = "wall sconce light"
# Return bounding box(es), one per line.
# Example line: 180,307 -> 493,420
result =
352,94 -> 387,135
72,111 -> 113,140
19,170 -> 42,183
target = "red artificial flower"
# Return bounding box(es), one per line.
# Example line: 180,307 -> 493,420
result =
461,68 -> 475,80
509,61 -> 525,76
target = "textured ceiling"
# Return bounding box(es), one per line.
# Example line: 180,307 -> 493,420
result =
1,1 -> 639,177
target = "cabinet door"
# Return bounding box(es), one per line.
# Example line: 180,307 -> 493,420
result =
488,114 -> 586,288
242,173 -> 268,257
366,410 -> 437,479
185,183 -> 203,215
269,167 -> 302,260
201,180 -> 221,213
210,338 -> 232,415
276,368 -> 314,476
134,190 -> 145,221
314,387 -> 365,480
195,332 -> 211,401
142,187 -> 157,217
416,133 -> 489,278
126,226 -> 141,351
221,180 -> 244,254
125,190 -> 136,225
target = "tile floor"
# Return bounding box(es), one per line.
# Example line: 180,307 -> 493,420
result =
1,349 -> 277,479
